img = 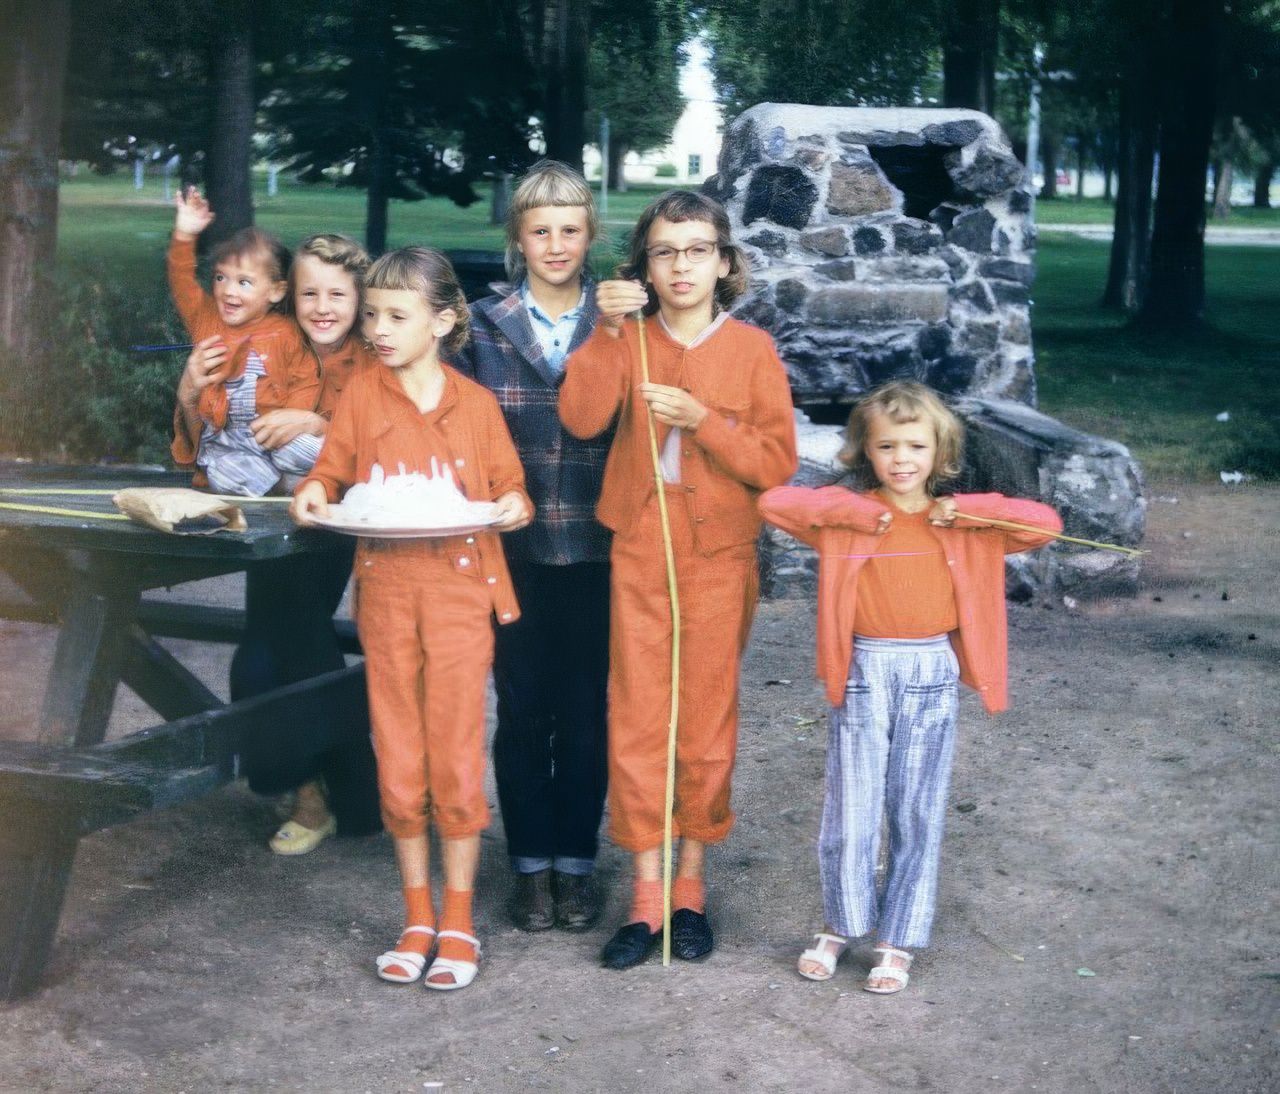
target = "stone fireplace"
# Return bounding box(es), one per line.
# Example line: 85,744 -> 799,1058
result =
705,103 -> 1145,597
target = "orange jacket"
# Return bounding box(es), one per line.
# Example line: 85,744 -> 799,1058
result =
167,235 -> 319,437
316,337 -> 377,420
299,363 -> 532,624
758,486 -> 1062,713
558,318 -> 798,554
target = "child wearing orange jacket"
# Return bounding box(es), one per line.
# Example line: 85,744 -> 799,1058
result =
559,190 -> 798,969
759,381 -> 1061,995
169,188 -> 319,495
293,248 -> 533,991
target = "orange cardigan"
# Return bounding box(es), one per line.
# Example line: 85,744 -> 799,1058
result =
299,363 -> 532,624
167,235 -> 319,440
315,337 -> 377,420
558,318 -> 798,554
758,486 -> 1062,713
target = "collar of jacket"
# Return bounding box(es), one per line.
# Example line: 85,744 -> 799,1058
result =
365,363 -> 461,441
478,277 -> 597,388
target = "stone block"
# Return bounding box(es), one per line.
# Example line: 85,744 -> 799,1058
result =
979,257 -> 1035,285
893,219 -> 944,254
922,119 -> 986,146
826,160 -> 901,216
853,226 -> 888,254
775,278 -> 809,312
953,279 -> 996,313
917,324 -> 951,361
946,144 -> 1025,198
744,165 -> 819,229
808,283 -> 949,324
744,229 -> 789,258
947,209 -> 996,253
1002,306 -> 1032,345
801,226 -> 849,256
815,258 -> 859,281
860,256 -> 952,282
989,279 -> 1030,305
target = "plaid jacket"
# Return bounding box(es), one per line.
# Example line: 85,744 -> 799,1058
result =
451,280 -> 612,565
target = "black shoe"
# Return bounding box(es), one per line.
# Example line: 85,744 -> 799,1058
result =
552,871 -> 601,932
600,922 -> 659,970
670,908 -> 714,961
508,869 -> 554,932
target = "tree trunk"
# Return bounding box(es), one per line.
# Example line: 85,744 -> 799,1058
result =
490,172 -> 513,226
942,0 -> 999,113
1103,44 -> 1158,313
1040,131 -> 1059,199
1104,164 -> 1114,202
1253,159 -> 1274,208
1140,0 -> 1224,329
203,3 -> 255,251
358,0 -> 393,256
0,0 -> 70,376
608,139 -> 628,193
1076,140 -> 1086,199
1213,159 -> 1233,219
542,0 -> 588,173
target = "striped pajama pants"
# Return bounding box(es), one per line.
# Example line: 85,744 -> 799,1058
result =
819,635 -> 959,949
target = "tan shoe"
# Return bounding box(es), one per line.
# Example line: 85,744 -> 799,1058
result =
268,815 -> 337,855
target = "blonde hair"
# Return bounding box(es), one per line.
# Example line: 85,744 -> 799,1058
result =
288,233 -> 370,312
840,381 -> 965,495
618,190 -> 749,316
365,247 -> 470,355
505,159 -> 599,280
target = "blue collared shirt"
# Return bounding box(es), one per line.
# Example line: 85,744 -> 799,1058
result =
521,281 -> 586,375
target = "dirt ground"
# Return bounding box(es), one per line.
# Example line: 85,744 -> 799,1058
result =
0,478 -> 1275,1094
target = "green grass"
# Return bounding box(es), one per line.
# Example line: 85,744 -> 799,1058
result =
47,172 -> 1280,479
1034,236 -> 1280,480
1033,194 -> 1280,227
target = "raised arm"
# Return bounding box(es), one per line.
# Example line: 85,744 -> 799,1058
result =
950,492 -> 1064,554
759,485 -> 890,547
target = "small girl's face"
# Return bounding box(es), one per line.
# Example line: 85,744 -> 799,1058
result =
293,254 -> 359,351
864,412 -> 936,505
362,288 -> 455,371
212,252 -> 286,327
518,205 -> 591,293
643,217 -> 730,317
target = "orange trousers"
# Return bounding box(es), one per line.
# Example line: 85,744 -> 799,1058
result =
607,489 -> 759,852
355,540 -> 494,839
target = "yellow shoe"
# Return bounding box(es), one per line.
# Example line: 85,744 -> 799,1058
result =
268,816 -> 337,855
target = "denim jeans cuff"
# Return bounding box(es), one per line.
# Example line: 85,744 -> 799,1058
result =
551,856 -> 595,877
512,856 -> 553,874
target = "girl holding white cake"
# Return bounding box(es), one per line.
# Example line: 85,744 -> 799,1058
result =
292,247 -> 532,991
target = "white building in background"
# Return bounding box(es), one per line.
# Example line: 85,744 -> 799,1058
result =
583,37 -> 723,187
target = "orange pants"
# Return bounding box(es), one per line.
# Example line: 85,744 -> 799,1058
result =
607,489 -> 759,852
355,540 -> 494,839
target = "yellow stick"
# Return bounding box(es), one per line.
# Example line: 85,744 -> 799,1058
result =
952,511 -> 1147,556
0,500 -> 129,521
635,314 -> 682,968
0,488 -> 291,504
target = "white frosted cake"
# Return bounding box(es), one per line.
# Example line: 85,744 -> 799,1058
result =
337,460 -> 498,528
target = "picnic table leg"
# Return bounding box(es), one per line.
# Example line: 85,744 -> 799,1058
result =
0,801 -> 80,1001
38,571 -> 141,748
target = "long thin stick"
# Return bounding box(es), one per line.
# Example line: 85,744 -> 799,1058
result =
0,500 -> 129,521
952,511 -> 1146,556
0,489 -> 291,504
635,314 -> 682,968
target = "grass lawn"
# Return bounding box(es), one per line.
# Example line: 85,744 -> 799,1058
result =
49,173 -> 1280,480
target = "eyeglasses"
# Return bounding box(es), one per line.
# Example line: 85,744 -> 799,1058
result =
644,241 -> 719,264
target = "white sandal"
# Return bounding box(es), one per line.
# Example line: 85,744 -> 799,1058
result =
864,945 -> 913,994
424,930 -> 482,991
375,925 -> 437,984
797,932 -> 848,981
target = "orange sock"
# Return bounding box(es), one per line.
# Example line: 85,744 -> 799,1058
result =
672,876 -> 705,914
379,885 -> 435,981
431,888 -> 477,975
630,879 -> 664,931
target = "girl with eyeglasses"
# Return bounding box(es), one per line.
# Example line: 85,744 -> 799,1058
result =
559,190 -> 797,969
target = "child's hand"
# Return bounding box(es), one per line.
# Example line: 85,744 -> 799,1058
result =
251,409 -> 324,450
290,481 -> 330,525
595,279 -> 649,332
174,187 -> 214,240
639,383 -> 707,431
491,490 -> 532,532
928,497 -> 958,526
874,510 -> 893,534
177,336 -> 229,407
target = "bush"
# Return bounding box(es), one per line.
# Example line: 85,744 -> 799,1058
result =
0,277 -> 185,463
654,163 -> 678,178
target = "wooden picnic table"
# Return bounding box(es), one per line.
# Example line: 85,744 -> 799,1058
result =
0,462 -> 365,1000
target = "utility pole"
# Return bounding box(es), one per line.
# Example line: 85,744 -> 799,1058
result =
600,115 -> 610,219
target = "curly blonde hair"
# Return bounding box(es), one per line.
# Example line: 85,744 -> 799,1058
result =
365,247 -> 470,355
840,381 -> 965,495
287,233 -> 370,313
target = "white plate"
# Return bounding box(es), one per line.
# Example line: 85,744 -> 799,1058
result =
310,502 -> 501,539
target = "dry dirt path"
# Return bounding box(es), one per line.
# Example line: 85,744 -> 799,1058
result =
0,479 -> 1275,1093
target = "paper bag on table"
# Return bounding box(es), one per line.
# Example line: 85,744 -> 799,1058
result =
113,488 -> 247,535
